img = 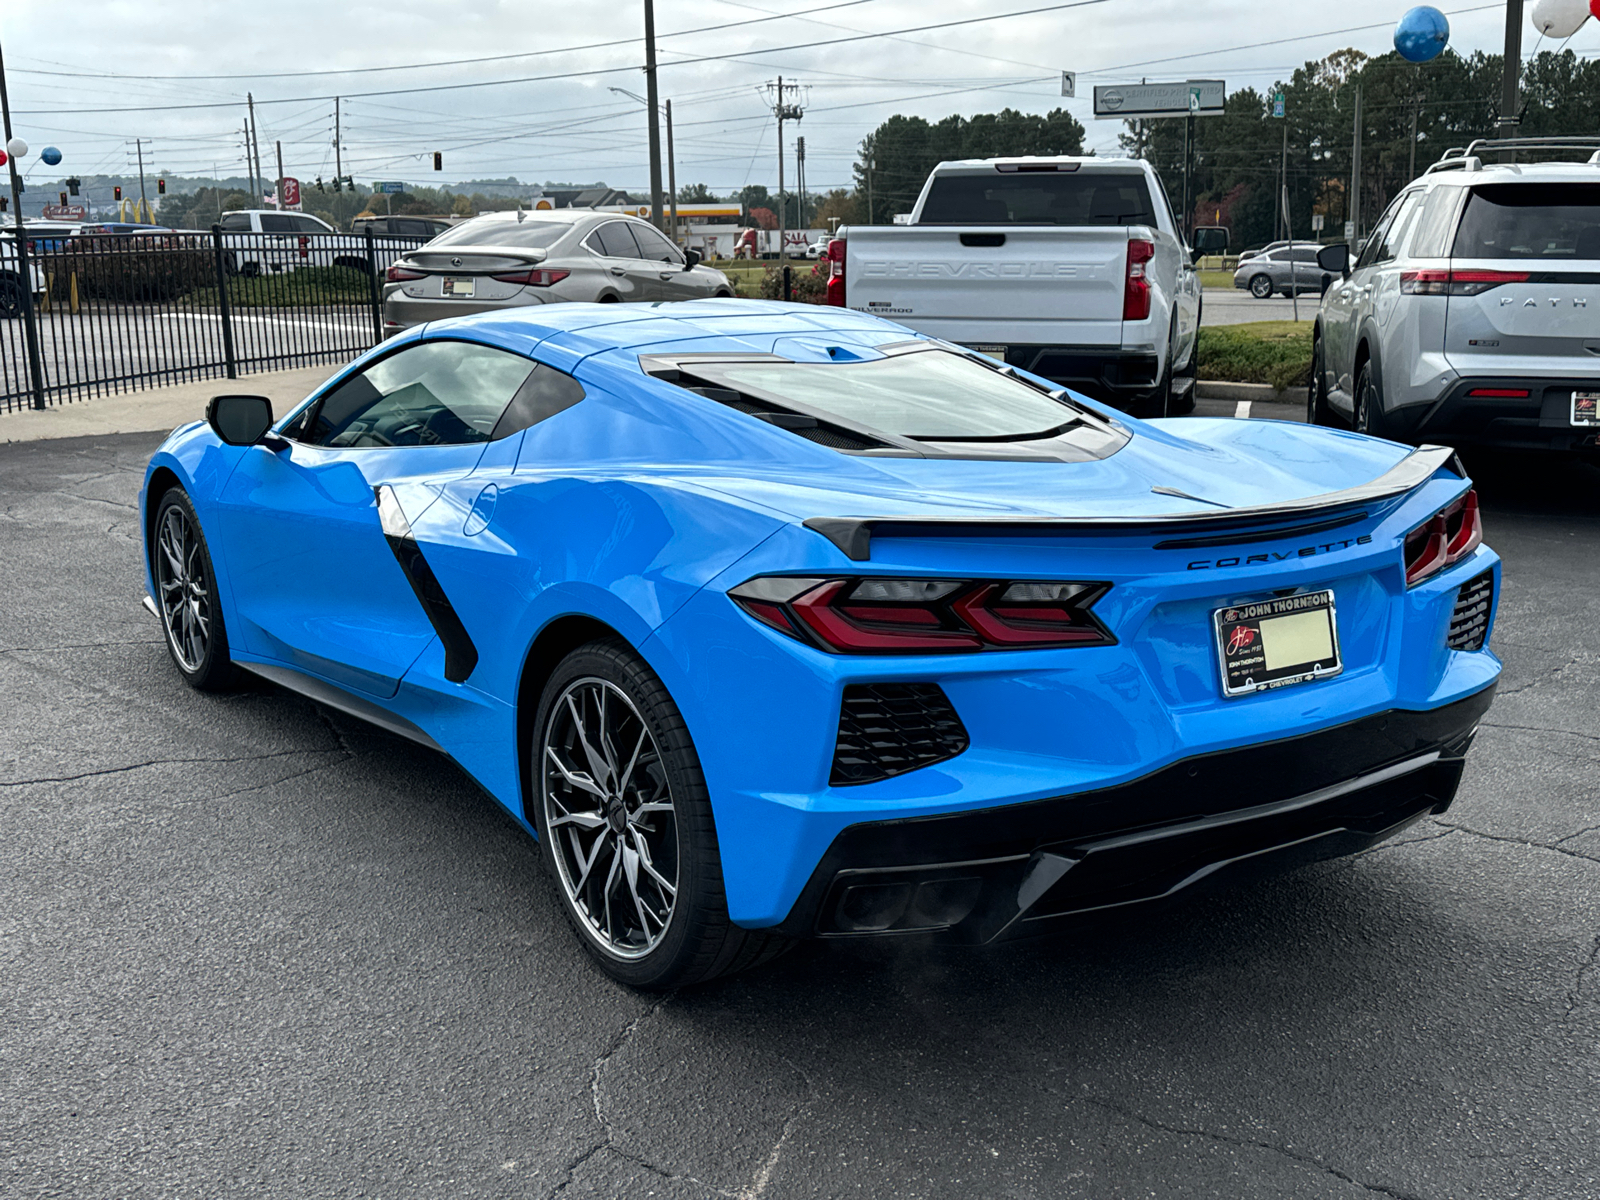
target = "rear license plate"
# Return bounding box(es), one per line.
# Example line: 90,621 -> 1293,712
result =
969,345 -> 1007,361
1573,392 -> 1599,426
442,277 -> 475,298
1213,590 -> 1343,698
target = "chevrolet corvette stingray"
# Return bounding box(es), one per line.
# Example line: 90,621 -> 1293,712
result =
141,299 -> 1501,987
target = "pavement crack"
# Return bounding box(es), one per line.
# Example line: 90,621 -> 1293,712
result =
53,490 -> 137,511
1434,822 -> 1600,868
1479,721 -> 1600,747
1,640 -> 162,654
1084,1098 -> 1428,1199
1565,932 -> 1600,1021
0,749 -> 338,788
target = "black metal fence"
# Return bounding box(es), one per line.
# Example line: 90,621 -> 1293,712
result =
0,228 -> 428,413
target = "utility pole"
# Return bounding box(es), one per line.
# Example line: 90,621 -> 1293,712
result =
275,140 -> 286,210
243,121 -> 255,205
0,33 -> 47,410
1498,0 -> 1523,160
1180,112 -> 1195,239
642,0 -> 664,232
1350,82 -> 1363,244
1407,95 -> 1420,181
665,98 -> 678,245
134,138 -> 149,221
767,77 -> 805,261
248,93 -> 264,207
334,97 -> 342,180
866,152 -> 874,225
797,135 -> 807,235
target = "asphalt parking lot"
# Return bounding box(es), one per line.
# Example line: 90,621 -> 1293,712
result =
2,427 -> 1597,1200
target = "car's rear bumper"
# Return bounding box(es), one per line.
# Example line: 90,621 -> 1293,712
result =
771,685 -> 1494,942
1398,375 -> 1600,451
986,346 -> 1162,407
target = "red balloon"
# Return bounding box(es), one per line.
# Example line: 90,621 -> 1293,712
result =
0,150 -> 7,168
1591,0 -> 1600,18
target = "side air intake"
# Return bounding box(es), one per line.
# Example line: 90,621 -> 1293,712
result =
1447,570 -> 1494,651
830,683 -> 969,786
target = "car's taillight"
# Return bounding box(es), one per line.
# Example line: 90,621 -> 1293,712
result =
386,264 -> 424,282
1404,489 -> 1483,587
1400,268 -> 1529,296
1466,387 -> 1530,398
1123,237 -> 1154,321
490,268 -> 570,287
825,237 -> 846,307
728,576 -> 1114,654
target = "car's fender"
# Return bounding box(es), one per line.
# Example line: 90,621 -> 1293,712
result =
140,422 -> 254,624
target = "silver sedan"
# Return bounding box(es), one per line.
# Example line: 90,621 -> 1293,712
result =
1232,244 -> 1331,299
382,209 -> 734,333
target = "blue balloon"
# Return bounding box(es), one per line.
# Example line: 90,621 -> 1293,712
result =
40,145 -> 62,166
1394,6 -> 1449,63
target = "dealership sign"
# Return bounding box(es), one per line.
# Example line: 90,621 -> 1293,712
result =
1093,80 -> 1226,120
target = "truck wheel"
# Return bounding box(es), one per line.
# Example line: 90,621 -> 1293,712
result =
1249,274 -> 1273,299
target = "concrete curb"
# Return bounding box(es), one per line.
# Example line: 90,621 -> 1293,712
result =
1197,381 -> 1307,406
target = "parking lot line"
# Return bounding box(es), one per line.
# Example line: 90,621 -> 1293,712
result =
1234,400 -> 1252,419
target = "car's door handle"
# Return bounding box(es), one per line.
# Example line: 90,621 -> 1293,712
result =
609,266 -> 626,276
658,271 -> 675,280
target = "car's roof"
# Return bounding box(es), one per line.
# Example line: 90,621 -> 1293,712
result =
1419,162 -> 1600,188
930,156 -> 1153,176
462,208 -> 601,226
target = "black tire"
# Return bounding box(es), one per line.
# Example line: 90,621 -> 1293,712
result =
598,294 -> 620,303
1249,273 -> 1273,299
1307,330 -> 1334,426
1353,360 -> 1391,440
0,278 -> 23,319
1170,307 -> 1198,416
532,637 -> 789,989
151,488 -> 237,692
221,251 -> 239,278
239,261 -> 261,279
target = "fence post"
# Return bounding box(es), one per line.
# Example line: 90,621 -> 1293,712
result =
210,225 -> 238,380
364,227 -> 383,344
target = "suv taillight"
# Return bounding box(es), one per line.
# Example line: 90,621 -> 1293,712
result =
825,237 -> 846,307
1400,268 -> 1529,296
729,576 -> 1114,654
1404,490 -> 1483,586
386,264 -> 424,282
1123,238 -> 1154,321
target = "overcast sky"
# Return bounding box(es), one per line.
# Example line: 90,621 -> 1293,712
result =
1,0 -> 1593,197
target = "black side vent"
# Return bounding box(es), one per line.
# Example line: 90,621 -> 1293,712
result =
797,426 -> 880,450
831,684 -> 970,787
1447,570 -> 1494,651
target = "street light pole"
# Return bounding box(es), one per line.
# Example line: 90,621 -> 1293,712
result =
0,35 -> 48,410
135,137 -> 148,221
665,99 -> 678,245
1498,0 -> 1524,160
642,0 -> 665,232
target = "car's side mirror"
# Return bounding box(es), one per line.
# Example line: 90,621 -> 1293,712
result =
1316,243 -> 1350,277
207,394 -> 283,449
683,248 -> 702,270
1190,226 -> 1229,256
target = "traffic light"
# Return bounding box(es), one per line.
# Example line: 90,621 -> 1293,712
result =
316,176 -> 325,192
66,177 -> 80,196
332,176 -> 341,193
157,178 -> 166,195
433,151 -> 442,171
113,185 -> 122,201
59,192 -> 68,206
0,197 -> 7,212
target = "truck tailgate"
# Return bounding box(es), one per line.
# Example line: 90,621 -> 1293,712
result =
846,227 -> 1127,347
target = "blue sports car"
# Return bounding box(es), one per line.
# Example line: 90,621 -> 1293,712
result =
141,300 -> 1501,987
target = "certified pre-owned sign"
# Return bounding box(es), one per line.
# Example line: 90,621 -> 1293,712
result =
1093,80 -> 1226,120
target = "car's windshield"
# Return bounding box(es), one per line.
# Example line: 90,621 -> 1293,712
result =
1453,184 -> 1600,260
700,349 -> 1080,441
918,171 -> 1156,226
428,219 -> 571,249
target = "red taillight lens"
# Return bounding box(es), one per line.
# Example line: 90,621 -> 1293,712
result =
386,264 -> 424,282
1123,238 -> 1154,322
1466,387 -> 1530,398
1400,268 -> 1529,296
729,576 -> 1113,654
825,238 -> 846,306
1404,490 -> 1483,587
490,268 -> 570,287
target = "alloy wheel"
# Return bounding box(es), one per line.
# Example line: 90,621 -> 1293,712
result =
155,504 -> 212,672
541,677 -> 679,960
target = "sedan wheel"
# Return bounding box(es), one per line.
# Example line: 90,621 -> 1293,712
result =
152,489 -> 235,691
1249,274 -> 1273,299
533,638 -> 788,988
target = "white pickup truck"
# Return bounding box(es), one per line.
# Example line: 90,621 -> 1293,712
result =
216,210 -> 428,278
826,157 -> 1224,416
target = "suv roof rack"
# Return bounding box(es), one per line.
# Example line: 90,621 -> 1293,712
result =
1426,136 -> 1600,174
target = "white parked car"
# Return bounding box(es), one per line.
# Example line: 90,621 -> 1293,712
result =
1309,135 -> 1600,454
826,156 -> 1224,417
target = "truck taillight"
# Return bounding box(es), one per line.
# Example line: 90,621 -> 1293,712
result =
825,237 -> 846,307
1123,238 -> 1154,322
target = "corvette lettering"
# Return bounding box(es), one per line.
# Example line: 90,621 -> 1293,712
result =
1187,533 -> 1372,570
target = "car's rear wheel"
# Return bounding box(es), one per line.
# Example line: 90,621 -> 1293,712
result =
1353,361 -> 1391,440
1249,273 -> 1273,299
1307,330 -> 1334,426
152,488 -> 236,692
533,638 -> 788,989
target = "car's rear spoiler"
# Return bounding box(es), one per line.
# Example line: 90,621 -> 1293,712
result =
803,445 -> 1460,562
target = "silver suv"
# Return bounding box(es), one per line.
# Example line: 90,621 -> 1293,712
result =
1309,137 -> 1600,454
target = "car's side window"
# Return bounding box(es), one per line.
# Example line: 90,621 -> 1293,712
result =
1373,191 -> 1422,265
259,214 -> 297,234
219,213 -> 251,231
1354,200 -> 1402,271
292,216 -> 329,234
290,341 -> 540,448
631,224 -> 683,264
593,221 -> 644,259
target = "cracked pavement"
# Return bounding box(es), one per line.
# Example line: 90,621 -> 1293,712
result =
1,433 -> 1597,1200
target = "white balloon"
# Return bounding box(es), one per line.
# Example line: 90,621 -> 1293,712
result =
1531,0 -> 1589,38
4,137 -> 26,159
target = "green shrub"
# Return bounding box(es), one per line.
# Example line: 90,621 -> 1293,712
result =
757,263 -> 828,304
1197,321 -> 1313,393
58,236 -> 213,302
